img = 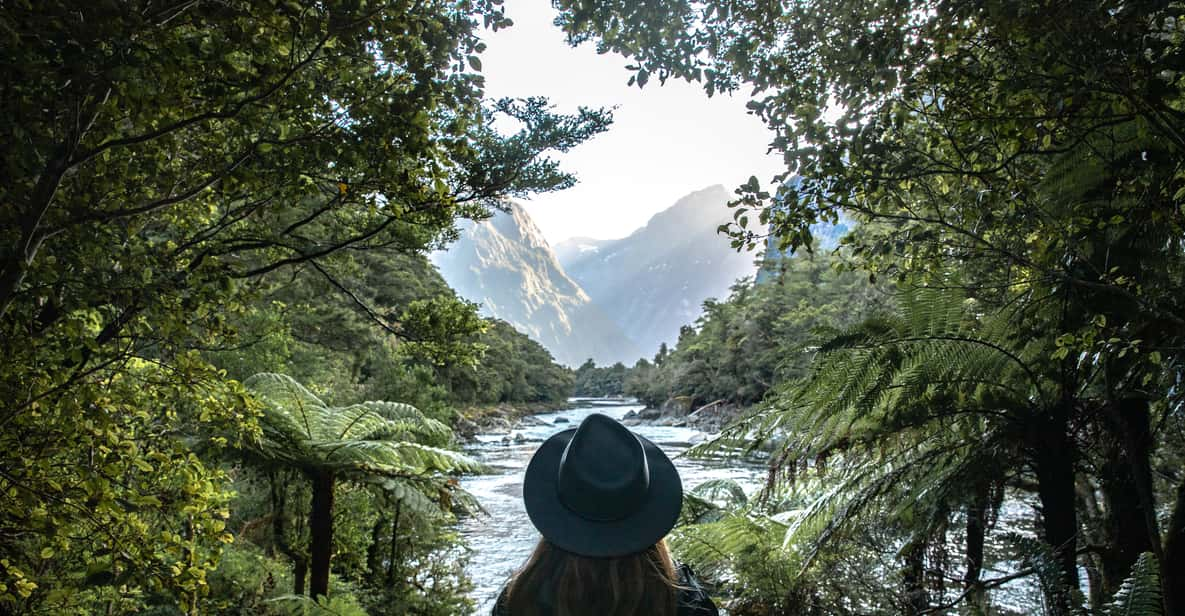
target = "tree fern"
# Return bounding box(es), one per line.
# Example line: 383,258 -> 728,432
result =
241,373 -> 481,598
243,373 -> 480,478
688,287 -> 1047,611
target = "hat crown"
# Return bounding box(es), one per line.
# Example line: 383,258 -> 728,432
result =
556,414 -> 650,522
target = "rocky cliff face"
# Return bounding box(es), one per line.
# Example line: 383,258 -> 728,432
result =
555,185 -> 759,356
431,203 -> 641,367
436,187 -> 771,366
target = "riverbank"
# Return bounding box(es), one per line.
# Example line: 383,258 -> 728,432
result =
621,397 -> 749,434
453,400 -> 573,440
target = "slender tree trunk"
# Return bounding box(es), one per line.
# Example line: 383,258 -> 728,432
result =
1111,396 -> 1176,616
964,482 -> 989,614
902,535 -> 928,615
386,499 -> 402,587
1076,481 -> 1106,611
1032,408 -> 1079,615
309,471 -> 336,599
1116,398 -> 1161,557
367,514 -> 384,580
268,471 -> 309,595
1163,474 -> 1185,616
1098,409 -> 1155,597
269,472 -> 286,558
294,557 -> 308,596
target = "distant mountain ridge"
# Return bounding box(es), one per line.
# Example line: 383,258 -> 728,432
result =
555,185 -> 759,357
434,186 -> 815,367
430,203 -> 640,367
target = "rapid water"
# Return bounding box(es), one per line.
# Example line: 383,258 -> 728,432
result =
457,399 -> 1045,615
458,399 -> 766,615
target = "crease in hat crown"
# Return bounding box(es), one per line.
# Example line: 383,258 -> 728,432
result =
521,411 -> 683,557
556,413 -> 650,521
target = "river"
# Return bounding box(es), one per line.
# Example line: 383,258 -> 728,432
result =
458,399 -> 766,615
456,399 -> 1044,615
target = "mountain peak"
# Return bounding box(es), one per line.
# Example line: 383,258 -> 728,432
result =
432,204 -> 640,366
558,186 -> 758,354
435,187 -> 761,365
637,184 -> 730,233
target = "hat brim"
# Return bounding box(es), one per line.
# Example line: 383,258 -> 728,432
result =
523,428 -> 683,558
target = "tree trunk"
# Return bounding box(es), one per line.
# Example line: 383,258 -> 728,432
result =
268,471 -> 309,595
386,499 -> 402,587
1111,396 -> 1178,616
293,556 -> 308,596
1032,409 -> 1079,615
1098,414 -> 1155,597
902,536 -> 928,615
309,471 -> 336,599
1163,474 -> 1185,616
964,482 -> 989,614
1076,481 -> 1106,611
366,514 -> 384,580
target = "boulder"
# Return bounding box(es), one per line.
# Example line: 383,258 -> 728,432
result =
485,417 -> 513,432
553,417 -> 569,424
661,396 -> 693,416
454,416 -> 480,438
639,407 -> 663,420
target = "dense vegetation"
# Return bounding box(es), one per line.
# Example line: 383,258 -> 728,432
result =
214,247 -> 574,413
571,359 -> 629,397
573,251 -> 879,407
626,253 -> 881,409
556,0 -> 1185,614
0,2 -> 592,613
6,0 -> 1185,615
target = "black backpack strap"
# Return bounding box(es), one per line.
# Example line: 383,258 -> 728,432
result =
677,563 -> 720,616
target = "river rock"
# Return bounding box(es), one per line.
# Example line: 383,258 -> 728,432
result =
517,415 -> 548,427
454,416 -> 480,438
483,416 -> 514,433
662,396 -> 693,416
553,417 -> 569,423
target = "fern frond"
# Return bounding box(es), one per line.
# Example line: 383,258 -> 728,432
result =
243,372 -> 481,480
1104,552 -> 1163,616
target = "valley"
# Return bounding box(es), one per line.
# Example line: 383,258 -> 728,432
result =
434,185 -> 760,366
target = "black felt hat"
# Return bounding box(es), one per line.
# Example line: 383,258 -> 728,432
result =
522,413 -> 683,558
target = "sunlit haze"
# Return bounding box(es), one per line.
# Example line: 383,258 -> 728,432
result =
480,0 -> 785,244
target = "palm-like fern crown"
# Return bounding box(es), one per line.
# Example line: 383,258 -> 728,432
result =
686,288 -> 1042,573
243,373 -> 481,478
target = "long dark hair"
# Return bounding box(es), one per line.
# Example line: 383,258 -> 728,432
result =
504,538 -> 679,616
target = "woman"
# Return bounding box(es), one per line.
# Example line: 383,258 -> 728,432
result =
492,413 -> 719,615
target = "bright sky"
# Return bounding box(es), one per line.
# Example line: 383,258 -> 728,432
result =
480,0 -> 785,244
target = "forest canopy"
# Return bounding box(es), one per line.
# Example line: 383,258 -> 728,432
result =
553,0 -> 1185,613
0,2 -> 593,613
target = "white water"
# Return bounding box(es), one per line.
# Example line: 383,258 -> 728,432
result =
456,399 -> 1046,615
457,399 -> 766,615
